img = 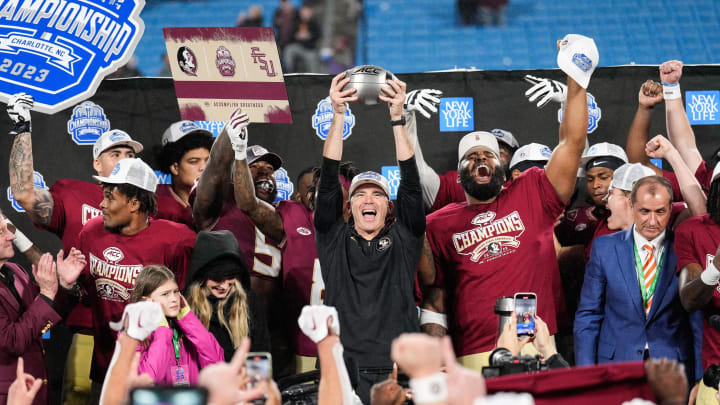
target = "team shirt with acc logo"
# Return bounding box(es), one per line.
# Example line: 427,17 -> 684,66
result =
674,214 -> 720,369
76,216 -> 196,381
426,167 -> 565,356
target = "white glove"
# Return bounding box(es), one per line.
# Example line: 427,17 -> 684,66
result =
226,109 -> 249,160
7,92 -> 33,134
524,75 -> 567,108
404,89 -> 442,119
298,305 -> 340,343
109,301 -> 164,341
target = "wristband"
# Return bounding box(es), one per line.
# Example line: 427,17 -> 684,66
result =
9,121 -> 30,136
700,261 -> 720,286
390,117 -> 406,126
409,372 -> 447,404
662,82 -> 682,100
234,148 -> 247,161
12,227 -> 33,252
420,309 -> 448,328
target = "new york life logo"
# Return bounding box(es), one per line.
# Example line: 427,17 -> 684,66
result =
686,91 -> 720,125
381,166 -> 400,200
558,92 -> 601,133
439,97 -> 473,132
273,167 -> 293,203
0,0 -> 145,114
7,171 -> 48,212
312,97 -> 355,140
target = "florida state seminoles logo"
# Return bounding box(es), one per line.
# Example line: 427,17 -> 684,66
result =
177,46 -> 198,76
215,46 -> 236,77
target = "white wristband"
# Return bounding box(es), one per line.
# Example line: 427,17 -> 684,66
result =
700,261 -> 720,286
12,228 -> 33,252
235,149 -> 247,161
409,373 -> 447,405
662,82 -> 682,100
420,309 -> 448,328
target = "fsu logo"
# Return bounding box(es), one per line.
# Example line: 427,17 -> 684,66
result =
250,46 -> 276,77
377,236 -> 392,251
453,211 -> 526,263
96,278 -> 131,302
103,247 -> 124,263
296,227 -> 312,236
177,46 -> 198,76
215,46 -> 235,77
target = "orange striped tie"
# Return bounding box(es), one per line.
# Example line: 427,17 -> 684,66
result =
642,243 -> 657,315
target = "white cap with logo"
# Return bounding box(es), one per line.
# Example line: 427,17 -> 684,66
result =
578,142 -> 628,176
557,34 -> 599,89
457,131 -> 500,162
349,171 -> 391,197
610,163 -> 656,192
162,121 -> 213,145
490,129 -> 519,149
93,158 -> 158,193
509,143 -> 552,171
93,129 -> 143,159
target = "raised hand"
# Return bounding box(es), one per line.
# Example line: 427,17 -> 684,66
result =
199,338 -> 265,405
6,93 -> 33,126
379,79 -> 407,121
56,248 -> 86,289
108,301 -> 165,341
7,358 -> 43,405
404,89 -> 443,119
638,80 -> 664,108
329,72 -> 358,114
33,253 -> 57,300
441,336 -> 487,405
524,75 -> 567,108
645,135 -> 676,160
659,60 -> 683,85
391,333 -> 443,378
226,109 -> 250,160
298,305 -> 340,343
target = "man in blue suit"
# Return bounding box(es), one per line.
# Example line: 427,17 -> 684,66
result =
574,175 -> 701,382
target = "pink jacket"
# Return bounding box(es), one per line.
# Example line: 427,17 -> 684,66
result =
137,309 -> 224,385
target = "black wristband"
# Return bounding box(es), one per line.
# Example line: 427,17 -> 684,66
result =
10,121 -> 30,136
390,117 -> 406,126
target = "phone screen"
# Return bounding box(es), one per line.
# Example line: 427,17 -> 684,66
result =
246,352 -> 272,386
514,293 -> 536,337
130,387 -> 207,405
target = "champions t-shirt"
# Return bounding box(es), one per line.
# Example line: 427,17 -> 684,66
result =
276,200 -> 321,357
154,184 -> 194,229
44,179 -> 103,328
212,195 -> 282,280
426,167 -> 565,356
76,217 -> 196,381
674,214 -> 720,369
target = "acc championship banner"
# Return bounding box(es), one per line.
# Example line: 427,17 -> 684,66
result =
163,27 -> 291,124
0,0 -> 145,113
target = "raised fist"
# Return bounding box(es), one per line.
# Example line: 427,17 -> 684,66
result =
226,109 -> 249,160
524,75 -> 567,108
109,301 -> 165,341
638,80 -> 663,108
7,93 -> 33,129
298,305 -> 340,343
645,135 -> 675,160
404,89 -> 442,119
659,60 -> 683,85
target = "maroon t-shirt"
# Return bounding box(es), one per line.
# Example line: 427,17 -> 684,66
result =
431,170 -> 465,213
276,200 -> 321,357
555,205 -> 605,247
212,195 -> 281,279
675,214 -> 720,369
662,169 -> 684,202
43,179 -> 103,328
154,184 -> 194,229
76,217 -> 196,382
426,167 -> 565,355
695,160 -> 714,190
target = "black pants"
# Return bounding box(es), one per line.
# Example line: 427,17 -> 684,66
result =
356,367 -> 396,405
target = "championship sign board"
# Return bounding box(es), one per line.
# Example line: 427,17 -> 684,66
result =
0,0 -> 145,113
163,27 -> 291,124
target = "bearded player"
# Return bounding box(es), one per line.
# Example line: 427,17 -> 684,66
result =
7,93 -> 143,402
224,109 -> 358,372
57,157 -> 196,400
421,35 -> 597,370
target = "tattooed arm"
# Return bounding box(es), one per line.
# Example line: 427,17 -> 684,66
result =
233,156 -> 285,243
9,130 -> 54,227
193,125 -> 235,232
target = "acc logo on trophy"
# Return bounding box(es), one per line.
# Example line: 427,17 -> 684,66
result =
273,167 -> 293,203
312,97 -> 355,140
6,171 -> 48,212
0,0 -> 145,114
67,101 -> 111,145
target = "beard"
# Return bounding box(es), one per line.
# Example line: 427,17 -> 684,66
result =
459,163 -> 506,202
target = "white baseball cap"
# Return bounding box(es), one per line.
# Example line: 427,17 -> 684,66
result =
93,158 -> 158,192
610,163 -> 656,192
247,145 -> 283,170
578,142 -> 628,176
557,34 -> 599,89
509,143 -> 552,171
93,129 -> 143,159
349,171 -> 390,197
490,129 -> 519,149
162,121 -> 213,145
457,131 -> 500,162
712,161 -> 720,184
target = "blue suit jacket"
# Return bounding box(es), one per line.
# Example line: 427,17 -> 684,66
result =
574,228 -> 702,381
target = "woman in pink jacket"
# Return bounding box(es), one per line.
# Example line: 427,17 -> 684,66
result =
132,265 -> 224,385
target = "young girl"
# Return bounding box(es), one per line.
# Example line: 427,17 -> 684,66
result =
133,265 -> 224,385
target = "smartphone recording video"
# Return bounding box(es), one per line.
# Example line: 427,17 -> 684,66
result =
514,292 -> 537,337
246,352 -> 272,388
